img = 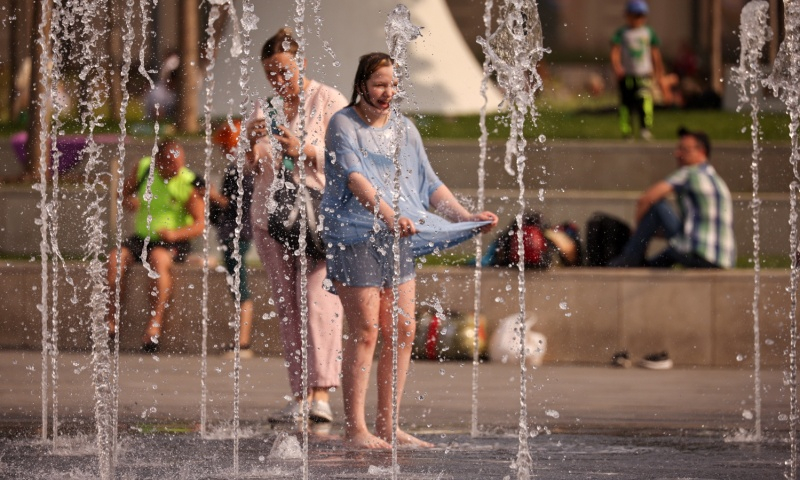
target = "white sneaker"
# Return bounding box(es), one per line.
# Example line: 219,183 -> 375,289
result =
638,351 -> 673,370
640,128 -> 653,141
309,400 -> 333,423
268,401 -> 302,423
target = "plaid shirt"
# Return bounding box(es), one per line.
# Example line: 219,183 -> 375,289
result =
666,163 -> 736,268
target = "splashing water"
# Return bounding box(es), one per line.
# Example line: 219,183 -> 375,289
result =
69,0 -> 116,476
228,0 -> 259,475
200,0 -> 224,439
732,0 -> 772,443
110,0 -> 137,458
385,6 -> 422,476
290,1 -> 313,477
34,0 -> 54,447
479,0 -> 547,478
472,0 -> 494,439
763,2 -> 800,477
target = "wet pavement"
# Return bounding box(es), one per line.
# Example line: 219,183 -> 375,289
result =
0,350 -> 793,478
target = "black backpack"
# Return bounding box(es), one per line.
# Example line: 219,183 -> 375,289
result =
585,213 -> 631,267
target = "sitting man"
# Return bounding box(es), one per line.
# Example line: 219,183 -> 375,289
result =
106,139 -> 205,353
609,127 -> 735,268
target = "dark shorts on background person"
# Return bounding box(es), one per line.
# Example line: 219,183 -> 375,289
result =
221,237 -> 252,302
326,232 -> 415,289
122,235 -> 191,263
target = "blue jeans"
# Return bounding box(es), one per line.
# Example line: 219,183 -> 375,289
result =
609,200 -> 717,269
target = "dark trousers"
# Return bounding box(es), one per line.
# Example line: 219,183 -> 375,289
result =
609,200 -> 717,268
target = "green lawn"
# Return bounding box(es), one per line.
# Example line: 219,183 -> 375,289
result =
3,104 -> 792,143
411,108 -> 792,143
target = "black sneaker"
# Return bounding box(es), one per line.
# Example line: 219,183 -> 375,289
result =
638,351 -> 673,370
611,350 -> 632,368
141,341 -> 160,354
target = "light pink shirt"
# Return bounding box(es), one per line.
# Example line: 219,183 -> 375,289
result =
251,79 -> 348,232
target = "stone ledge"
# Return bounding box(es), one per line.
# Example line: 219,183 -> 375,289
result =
0,262 -> 787,368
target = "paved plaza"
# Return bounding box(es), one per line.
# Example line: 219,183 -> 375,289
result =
0,350 -> 793,478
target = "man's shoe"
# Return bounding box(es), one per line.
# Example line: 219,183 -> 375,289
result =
640,128 -> 653,141
611,350 -> 632,368
309,400 -> 333,423
638,351 -> 673,370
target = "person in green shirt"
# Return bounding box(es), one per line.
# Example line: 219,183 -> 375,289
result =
105,139 -> 206,353
610,0 -> 664,140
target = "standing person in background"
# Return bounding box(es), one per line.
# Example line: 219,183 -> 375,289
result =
210,119 -> 256,359
105,139 -> 205,353
323,52 -> 498,449
250,28 -> 347,424
610,0 -> 664,140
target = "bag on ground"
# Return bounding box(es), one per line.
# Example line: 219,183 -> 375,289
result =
585,212 -> 631,266
493,212 -> 552,269
412,308 -> 488,361
488,314 -> 546,367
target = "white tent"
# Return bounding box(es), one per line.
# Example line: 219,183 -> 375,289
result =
208,0 -> 504,117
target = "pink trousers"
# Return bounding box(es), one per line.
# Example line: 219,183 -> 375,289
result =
253,227 -> 343,395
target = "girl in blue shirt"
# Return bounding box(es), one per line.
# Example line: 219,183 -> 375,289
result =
323,52 -> 498,449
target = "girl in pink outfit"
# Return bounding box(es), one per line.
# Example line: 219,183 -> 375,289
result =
249,28 -> 347,424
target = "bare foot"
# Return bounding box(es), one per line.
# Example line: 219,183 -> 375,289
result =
343,430 -> 391,450
378,429 -> 434,448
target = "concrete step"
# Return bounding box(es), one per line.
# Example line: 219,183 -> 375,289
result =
0,184 -> 790,259
0,262 -> 787,368
0,137 -> 794,193
426,139 -> 793,193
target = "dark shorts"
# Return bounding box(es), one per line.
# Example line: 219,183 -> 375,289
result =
326,231 -> 415,289
220,237 -> 252,302
123,235 -> 191,263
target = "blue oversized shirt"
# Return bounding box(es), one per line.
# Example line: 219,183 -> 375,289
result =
321,107 -> 487,257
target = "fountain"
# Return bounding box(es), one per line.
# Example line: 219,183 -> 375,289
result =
1,0 -> 799,479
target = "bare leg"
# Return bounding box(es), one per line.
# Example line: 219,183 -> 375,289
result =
336,282 -> 391,449
374,280 -> 433,448
142,247 -> 173,345
105,246 -> 133,336
310,387 -> 329,403
239,299 -> 254,347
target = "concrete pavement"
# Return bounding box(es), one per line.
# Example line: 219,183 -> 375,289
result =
0,350 -> 792,478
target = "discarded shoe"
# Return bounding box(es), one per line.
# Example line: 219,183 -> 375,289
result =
309,400 -> 333,423
638,351 -> 673,370
221,344 -> 254,360
611,350 -> 632,368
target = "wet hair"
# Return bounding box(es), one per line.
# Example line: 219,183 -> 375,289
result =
348,52 -> 393,107
677,126 -> 711,158
261,27 -> 299,61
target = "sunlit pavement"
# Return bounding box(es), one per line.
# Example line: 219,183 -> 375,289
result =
0,350 -> 792,478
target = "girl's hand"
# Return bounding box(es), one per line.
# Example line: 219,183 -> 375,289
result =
274,125 -> 301,159
396,216 -> 417,237
470,211 -> 499,233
